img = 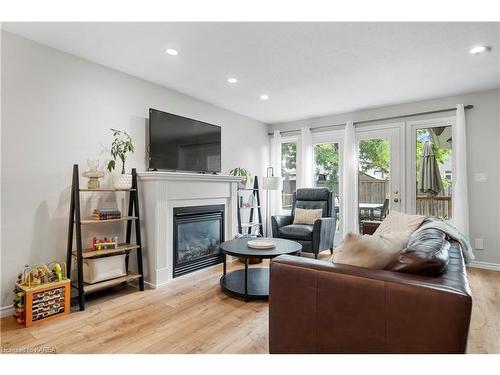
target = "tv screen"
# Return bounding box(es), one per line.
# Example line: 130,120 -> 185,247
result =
149,109 -> 221,173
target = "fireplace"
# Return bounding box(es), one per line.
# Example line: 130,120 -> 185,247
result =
173,205 -> 224,278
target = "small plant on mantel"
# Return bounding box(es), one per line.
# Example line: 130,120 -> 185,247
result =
229,167 -> 251,189
107,128 -> 134,189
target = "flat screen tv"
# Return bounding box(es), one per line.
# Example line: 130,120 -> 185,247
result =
148,108 -> 221,173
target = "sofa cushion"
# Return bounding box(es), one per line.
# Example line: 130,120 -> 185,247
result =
279,224 -> 314,241
293,208 -> 323,225
387,228 -> 450,277
374,210 -> 425,236
332,232 -> 408,269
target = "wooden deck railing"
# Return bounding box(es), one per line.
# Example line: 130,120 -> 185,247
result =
416,196 -> 452,218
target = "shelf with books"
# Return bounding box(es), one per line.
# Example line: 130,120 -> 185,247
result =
66,164 -> 144,311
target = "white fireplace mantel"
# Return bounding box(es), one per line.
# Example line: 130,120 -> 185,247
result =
137,171 -> 241,287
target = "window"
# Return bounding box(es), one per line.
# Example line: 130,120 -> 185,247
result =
313,143 -> 340,192
415,126 -> 453,219
358,138 -> 391,224
281,142 -> 297,210
314,142 -> 340,229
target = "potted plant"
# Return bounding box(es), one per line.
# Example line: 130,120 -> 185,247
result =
229,167 -> 251,189
107,128 -> 134,189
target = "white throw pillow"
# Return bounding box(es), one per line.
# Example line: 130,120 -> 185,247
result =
332,231 -> 409,269
293,208 -> 323,225
374,210 -> 425,236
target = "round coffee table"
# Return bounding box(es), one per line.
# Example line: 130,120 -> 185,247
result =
219,237 -> 302,300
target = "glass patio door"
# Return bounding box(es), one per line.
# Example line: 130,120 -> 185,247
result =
406,117 -> 455,220
356,126 -> 403,231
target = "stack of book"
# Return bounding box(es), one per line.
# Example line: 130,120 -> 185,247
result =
92,208 -> 121,221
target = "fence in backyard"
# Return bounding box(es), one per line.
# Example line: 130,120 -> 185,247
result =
281,176 -> 452,219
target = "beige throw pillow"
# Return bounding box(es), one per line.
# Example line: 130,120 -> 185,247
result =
374,210 -> 425,236
332,231 -> 409,269
293,208 -> 323,225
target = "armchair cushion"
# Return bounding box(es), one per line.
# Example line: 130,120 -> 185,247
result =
293,208 -> 323,225
279,224 -> 314,241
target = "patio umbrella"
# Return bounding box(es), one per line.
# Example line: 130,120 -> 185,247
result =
418,142 -> 443,215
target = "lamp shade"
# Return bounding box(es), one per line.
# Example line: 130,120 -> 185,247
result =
263,176 -> 282,191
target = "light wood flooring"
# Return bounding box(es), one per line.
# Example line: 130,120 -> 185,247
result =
1,252 -> 499,354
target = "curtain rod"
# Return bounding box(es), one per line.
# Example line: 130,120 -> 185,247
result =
268,104 -> 473,136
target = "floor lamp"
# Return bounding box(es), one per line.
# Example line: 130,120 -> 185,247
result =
262,167 -> 282,238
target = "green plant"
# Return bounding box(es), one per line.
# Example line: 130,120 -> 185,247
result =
106,129 -> 134,174
229,167 -> 251,181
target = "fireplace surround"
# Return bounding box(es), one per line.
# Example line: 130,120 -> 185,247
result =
138,171 -> 240,287
173,205 -> 224,277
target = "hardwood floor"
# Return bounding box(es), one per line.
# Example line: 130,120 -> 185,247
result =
1,252 -> 499,354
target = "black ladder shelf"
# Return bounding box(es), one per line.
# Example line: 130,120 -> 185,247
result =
66,164 -> 145,311
236,176 -> 263,236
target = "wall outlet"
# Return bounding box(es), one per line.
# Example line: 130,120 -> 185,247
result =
474,238 -> 484,250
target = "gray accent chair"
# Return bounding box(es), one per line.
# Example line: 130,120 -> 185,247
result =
271,188 -> 336,258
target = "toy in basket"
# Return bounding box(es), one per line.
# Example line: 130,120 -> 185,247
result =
14,262 -> 71,327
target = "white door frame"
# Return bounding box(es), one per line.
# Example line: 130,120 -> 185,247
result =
356,122 -> 405,214
405,116 -> 456,215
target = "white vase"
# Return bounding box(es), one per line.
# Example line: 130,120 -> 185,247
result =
113,174 -> 132,189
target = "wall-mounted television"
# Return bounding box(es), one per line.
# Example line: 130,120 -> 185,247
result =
148,108 -> 221,173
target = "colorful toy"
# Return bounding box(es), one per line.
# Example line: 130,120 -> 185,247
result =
15,261 -> 70,327
13,291 -> 25,324
92,236 -> 118,251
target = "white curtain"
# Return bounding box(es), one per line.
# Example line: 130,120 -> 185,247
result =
341,121 -> 358,234
297,127 -> 314,188
269,130 -> 283,216
452,104 -> 469,237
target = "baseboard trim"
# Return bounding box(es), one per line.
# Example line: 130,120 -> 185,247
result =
468,261 -> 500,271
0,304 -> 15,318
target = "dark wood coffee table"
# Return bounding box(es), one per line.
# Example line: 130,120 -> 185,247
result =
219,237 -> 302,300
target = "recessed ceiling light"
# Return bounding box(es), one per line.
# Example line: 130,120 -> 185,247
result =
166,48 -> 178,56
260,94 -> 269,100
227,77 -> 238,84
470,45 -> 490,55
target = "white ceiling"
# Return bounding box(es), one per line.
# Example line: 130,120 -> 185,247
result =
3,22 -> 500,124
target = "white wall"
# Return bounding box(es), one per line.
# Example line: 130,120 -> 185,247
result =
269,88 -> 500,268
1,31 -> 269,311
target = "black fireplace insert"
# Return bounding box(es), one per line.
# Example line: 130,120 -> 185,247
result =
173,205 -> 224,278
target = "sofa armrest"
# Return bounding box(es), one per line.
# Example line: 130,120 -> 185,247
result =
312,217 -> 335,251
271,215 -> 293,237
269,255 -> 472,354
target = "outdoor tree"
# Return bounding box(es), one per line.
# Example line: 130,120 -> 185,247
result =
281,142 -> 296,173
358,139 -> 390,175
314,143 -> 340,191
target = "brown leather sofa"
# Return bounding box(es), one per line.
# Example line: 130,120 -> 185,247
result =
269,241 -> 472,354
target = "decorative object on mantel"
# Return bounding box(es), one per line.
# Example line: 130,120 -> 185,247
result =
262,166 -> 282,237
107,128 -> 134,189
14,262 -> 70,327
229,167 -> 251,189
82,159 -> 105,189
67,164 -> 144,311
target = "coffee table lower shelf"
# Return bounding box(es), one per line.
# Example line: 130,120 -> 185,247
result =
220,268 -> 269,300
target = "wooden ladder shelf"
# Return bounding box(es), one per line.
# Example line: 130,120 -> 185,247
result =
236,176 -> 263,236
66,164 -> 145,311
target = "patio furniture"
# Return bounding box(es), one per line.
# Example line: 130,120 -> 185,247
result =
360,198 -> 389,233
